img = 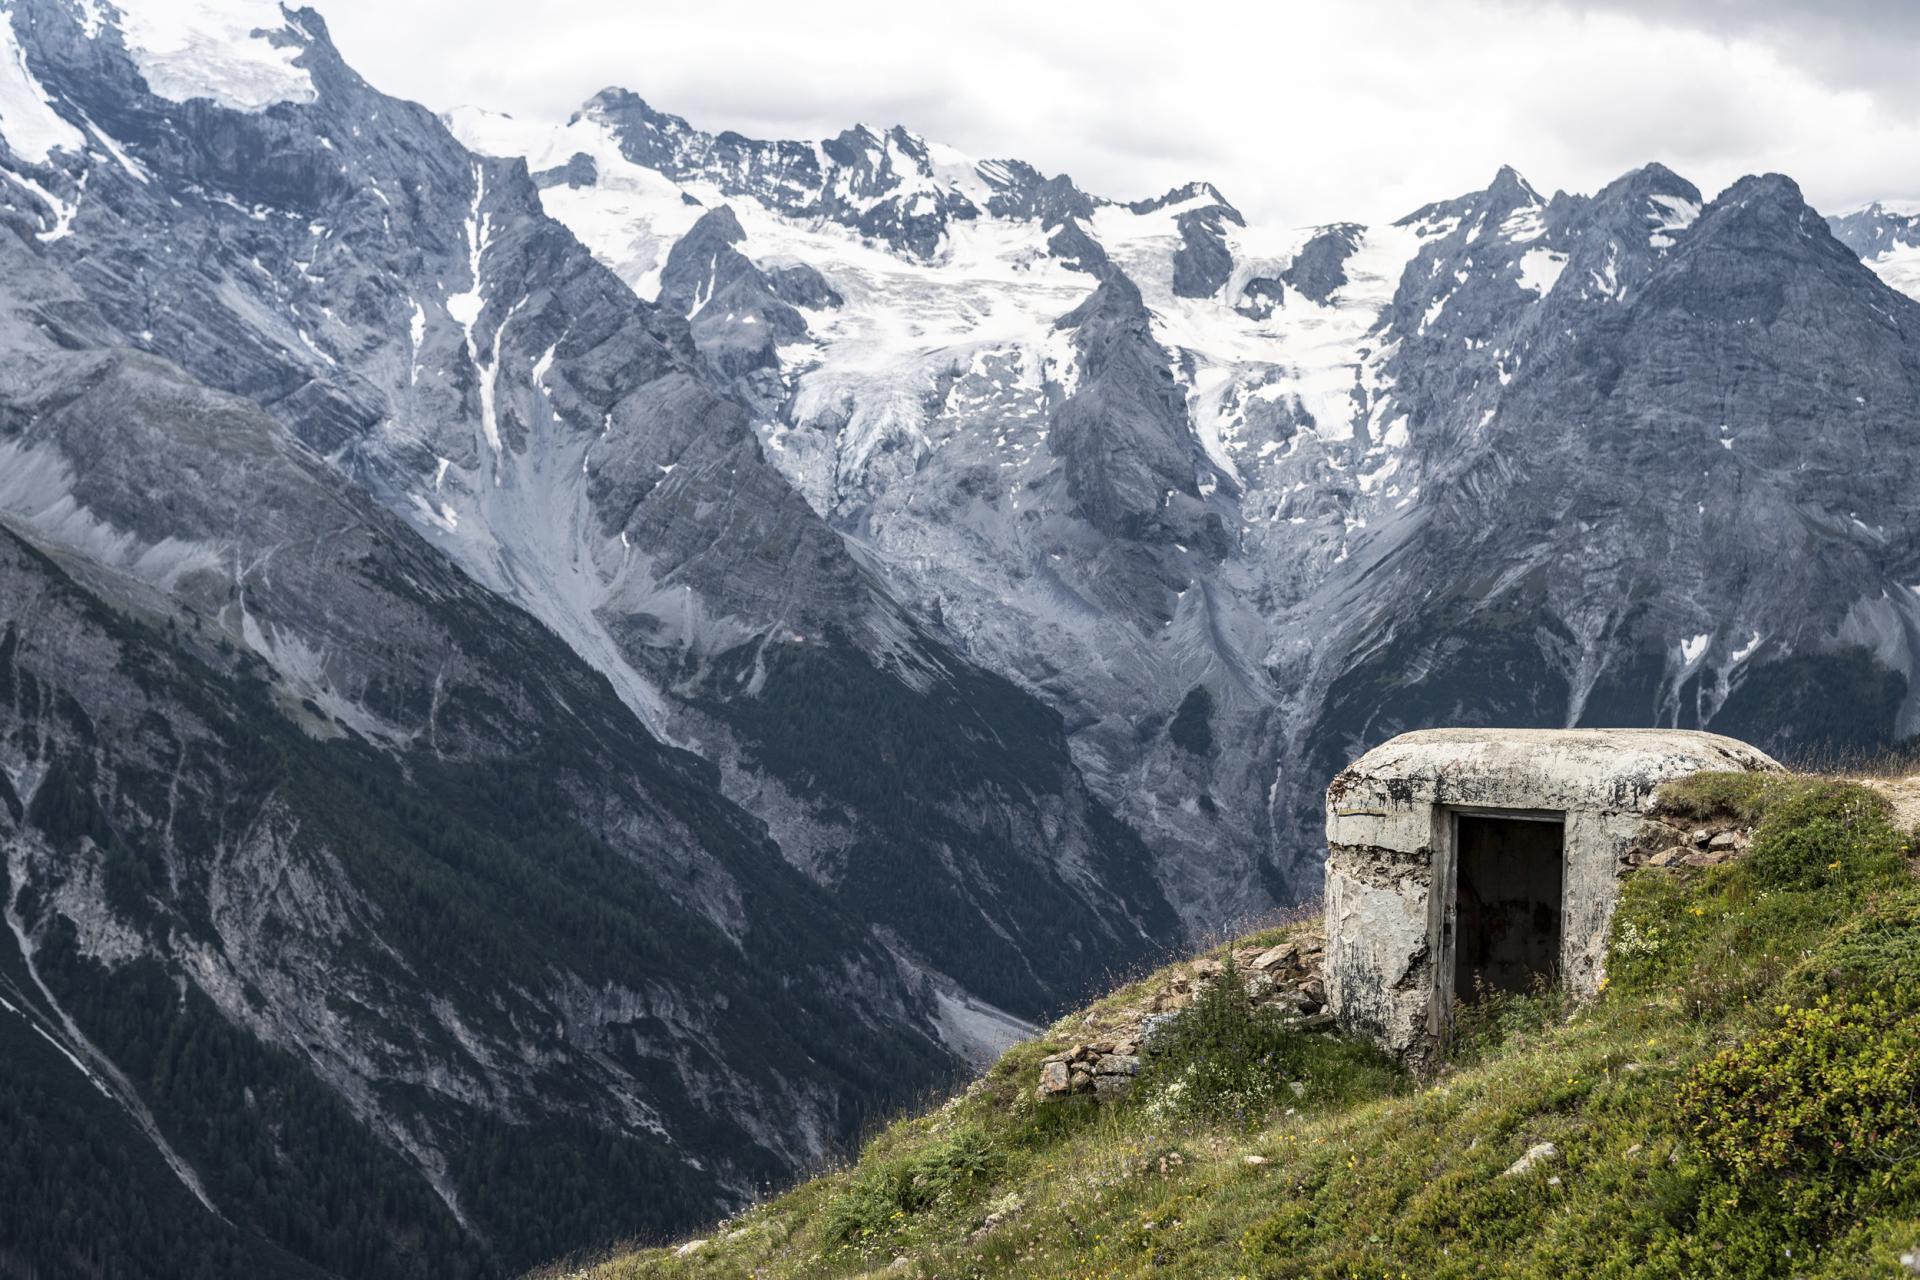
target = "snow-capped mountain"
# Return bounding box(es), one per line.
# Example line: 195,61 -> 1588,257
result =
5,0 -> 1920,1274
456,94 -> 1920,908
1829,199 -> 1920,300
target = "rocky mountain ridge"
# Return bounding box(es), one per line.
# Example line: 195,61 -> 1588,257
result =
458,93 -> 1920,907
0,1 -> 1172,1273
4,0 -> 1920,1272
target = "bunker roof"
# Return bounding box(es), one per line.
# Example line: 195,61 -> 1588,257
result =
1329,727 -> 1782,816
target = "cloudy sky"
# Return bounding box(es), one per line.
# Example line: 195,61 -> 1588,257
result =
317,0 -> 1920,227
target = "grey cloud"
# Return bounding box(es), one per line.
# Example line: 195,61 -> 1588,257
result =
1555,0 -> 1920,112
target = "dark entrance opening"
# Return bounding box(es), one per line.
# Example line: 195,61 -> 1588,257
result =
1453,813 -> 1564,1001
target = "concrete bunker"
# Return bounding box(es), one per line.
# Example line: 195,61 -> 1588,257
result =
1321,728 -> 1780,1063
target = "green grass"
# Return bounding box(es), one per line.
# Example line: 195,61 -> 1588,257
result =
567,775 -> 1920,1279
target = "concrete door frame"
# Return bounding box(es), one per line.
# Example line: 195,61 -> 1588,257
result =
1427,805 -> 1567,1050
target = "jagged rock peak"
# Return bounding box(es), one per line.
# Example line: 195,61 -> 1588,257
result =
1485,163 -> 1543,206
575,86 -> 688,132
1828,199 -> 1920,264
680,202 -> 747,247
1128,179 -> 1245,226
1586,161 -> 1702,211
978,158 -> 1098,226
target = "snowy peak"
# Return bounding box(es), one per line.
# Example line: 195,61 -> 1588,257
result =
573,86 -> 704,169
1127,179 -> 1242,224
655,202 -> 815,383
1394,164 -> 1541,239
1582,162 -> 1703,250
1483,163 -> 1542,211
580,87 -> 981,258
1605,160 -> 1697,201
564,89 -> 1250,285
1832,199 -> 1920,256
1829,199 -> 1920,302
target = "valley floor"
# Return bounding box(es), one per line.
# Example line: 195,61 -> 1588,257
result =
561,771 -> 1920,1280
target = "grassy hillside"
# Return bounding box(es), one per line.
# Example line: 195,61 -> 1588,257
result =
562,773 -> 1920,1279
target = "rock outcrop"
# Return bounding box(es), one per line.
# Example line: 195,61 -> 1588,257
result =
1034,927 -> 1329,1102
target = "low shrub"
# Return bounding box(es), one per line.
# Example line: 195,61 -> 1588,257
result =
1133,968 -> 1398,1126
1656,770 -> 1787,825
819,1123 -> 1004,1246
1679,992 -> 1920,1185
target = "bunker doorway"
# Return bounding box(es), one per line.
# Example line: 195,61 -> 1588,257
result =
1451,812 -> 1564,1003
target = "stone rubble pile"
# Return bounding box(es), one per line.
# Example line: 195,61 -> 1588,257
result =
1035,927 -> 1328,1102
1619,815 -> 1753,871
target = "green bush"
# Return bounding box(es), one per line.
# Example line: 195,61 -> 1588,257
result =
1678,992 -> 1920,1186
819,1124 -> 1004,1246
1791,891 -> 1920,1006
1134,968 -> 1397,1126
1610,779 -> 1914,1022
1681,990 -> 1920,1258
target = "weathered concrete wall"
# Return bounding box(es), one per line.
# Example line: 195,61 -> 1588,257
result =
1323,827 -> 1437,1061
1323,728 -> 1779,1063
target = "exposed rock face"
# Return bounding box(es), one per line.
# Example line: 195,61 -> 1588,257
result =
653,203 -> 812,407
1280,223 -> 1364,303
1323,729 -> 1780,1064
581,89 -> 982,259
1049,273 -> 1222,552
5,0 -> 1177,1016
1125,184 -> 1243,299
1279,168 -> 1920,885
0,2 -> 1177,1272
0,224 -> 961,1271
469,91 -> 1920,943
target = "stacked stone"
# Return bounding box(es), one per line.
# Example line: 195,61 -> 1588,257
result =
1035,928 -> 1330,1102
1229,931 -> 1330,1028
1619,818 -> 1752,871
1035,1041 -> 1142,1100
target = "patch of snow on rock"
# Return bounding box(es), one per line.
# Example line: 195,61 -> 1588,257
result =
0,7 -> 83,162
448,106 -> 703,302
1862,240 -> 1920,303
1650,194 -> 1701,232
1517,247 -> 1567,296
114,0 -> 317,112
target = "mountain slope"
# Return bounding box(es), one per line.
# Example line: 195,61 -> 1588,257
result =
4,0 -> 1176,1015
1279,169 -> 1920,846
0,2 -> 1199,1267
9,0 -> 1920,1270
574,771 -> 1920,1280
0,224 -> 965,1271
